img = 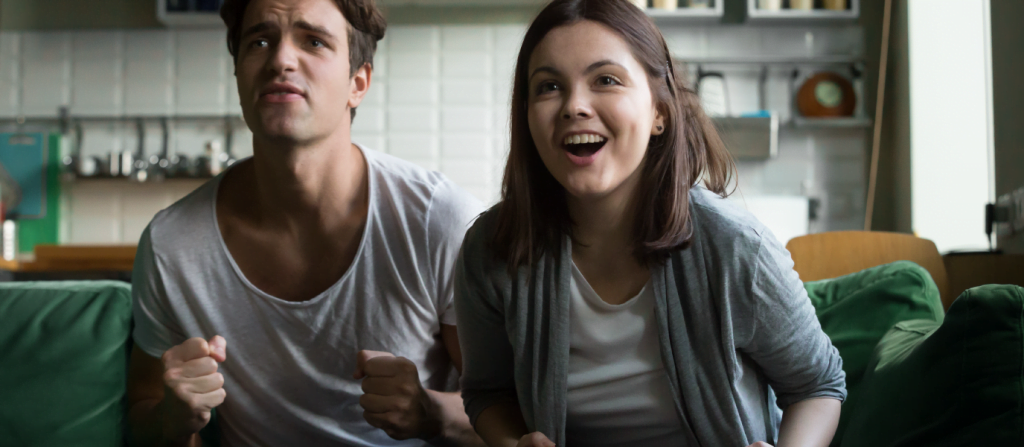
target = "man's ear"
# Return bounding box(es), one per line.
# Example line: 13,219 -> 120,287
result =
347,62 -> 373,110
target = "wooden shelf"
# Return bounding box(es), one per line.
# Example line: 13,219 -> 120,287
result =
645,2 -> 724,25
790,116 -> 872,128
746,0 -> 859,25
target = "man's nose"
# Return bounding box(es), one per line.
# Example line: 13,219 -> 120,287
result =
268,38 -> 299,74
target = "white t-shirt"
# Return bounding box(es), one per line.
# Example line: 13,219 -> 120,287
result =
131,145 -> 484,447
565,263 -> 689,446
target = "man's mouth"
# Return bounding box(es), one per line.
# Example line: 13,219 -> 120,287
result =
562,134 -> 607,157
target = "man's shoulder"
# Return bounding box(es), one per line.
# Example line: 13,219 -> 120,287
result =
364,147 -> 484,225
145,176 -> 220,249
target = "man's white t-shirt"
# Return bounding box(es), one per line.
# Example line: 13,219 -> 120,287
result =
131,145 -> 484,447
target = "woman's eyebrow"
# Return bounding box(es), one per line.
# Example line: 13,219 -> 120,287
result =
529,60 -> 626,82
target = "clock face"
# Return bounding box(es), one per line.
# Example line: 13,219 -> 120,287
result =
815,81 -> 844,108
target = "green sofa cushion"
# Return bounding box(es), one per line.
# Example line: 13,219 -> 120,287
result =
841,284 -> 1024,447
0,281 -> 132,446
803,261 -> 946,445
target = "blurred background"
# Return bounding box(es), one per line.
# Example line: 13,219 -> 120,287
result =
0,0 -> 1020,283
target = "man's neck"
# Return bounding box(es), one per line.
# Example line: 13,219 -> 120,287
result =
246,131 -> 368,238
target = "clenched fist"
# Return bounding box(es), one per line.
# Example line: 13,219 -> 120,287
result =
159,336 -> 228,442
354,350 -> 441,441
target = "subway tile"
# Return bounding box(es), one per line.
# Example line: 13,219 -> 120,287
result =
173,121 -> 225,158
389,107 -> 438,132
387,26 -> 439,53
493,106 -> 511,137
758,28 -> 813,57
175,30 -> 227,115
810,26 -> 864,57
389,52 -> 438,79
706,27 -> 761,58
441,160 -> 492,187
352,133 -> 385,153
493,25 -> 527,57
71,31 -> 124,117
362,79 -> 386,106
663,28 -> 707,59
67,183 -> 121,244
762,158 -> 811,195
21,32 -> 71,117
230,126 -> 254,158
351,106 -> 385,133
441,79 -> 491,105
388,79 -> 438,106
0,32 -> 20,117
441,134 -> 491,161
122,187 -> 174,244
464,186 -> 498,206
442,26 -> 493,52
388,134 -> 438,161
124,30 -> 175,116
79,123 -> 125,159
442,107 -> 491,132
371,35 -> 388,78
442,52 -> 492,78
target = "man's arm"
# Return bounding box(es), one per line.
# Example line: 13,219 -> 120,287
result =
128,338 -> 228,447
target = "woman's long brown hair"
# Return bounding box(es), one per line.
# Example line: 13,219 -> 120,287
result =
493,0 -> 735,272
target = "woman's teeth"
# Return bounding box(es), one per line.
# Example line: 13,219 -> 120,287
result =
563,134 -> 606,145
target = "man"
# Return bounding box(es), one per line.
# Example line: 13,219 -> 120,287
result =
126,0 -> 485,445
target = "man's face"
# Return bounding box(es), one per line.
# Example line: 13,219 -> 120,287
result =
235,0 -> 365,145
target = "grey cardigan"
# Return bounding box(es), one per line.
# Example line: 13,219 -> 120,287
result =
454,186 -> 846,447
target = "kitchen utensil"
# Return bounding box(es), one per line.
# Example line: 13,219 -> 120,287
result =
797,71 -> 856,117
2,219 -> 16,261
653,0 -> 678,10
790,0 -> 813,10
823,0 -> 847,11
758,0 -> 782,10
697,69 -> 729,117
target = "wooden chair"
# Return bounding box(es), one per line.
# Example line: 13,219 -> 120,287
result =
785,231 -> 951,310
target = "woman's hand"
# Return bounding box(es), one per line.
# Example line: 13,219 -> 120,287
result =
746,443 -> 773,447
517,432 -> 555,447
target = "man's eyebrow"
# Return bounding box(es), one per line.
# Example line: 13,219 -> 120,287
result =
295,21 -> 336,39
241,22 -> 274,40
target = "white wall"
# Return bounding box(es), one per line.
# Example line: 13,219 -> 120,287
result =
0,22 -> 867,245
908,0 -> 993,252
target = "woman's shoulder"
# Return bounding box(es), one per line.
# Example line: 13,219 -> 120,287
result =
688,186 -> 771,249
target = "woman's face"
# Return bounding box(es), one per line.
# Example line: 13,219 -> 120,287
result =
526,20 -> 663,202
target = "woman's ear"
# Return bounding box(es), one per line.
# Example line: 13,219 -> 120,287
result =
651,111 -> 666,136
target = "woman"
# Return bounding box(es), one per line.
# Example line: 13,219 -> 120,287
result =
454,0 -> 846,446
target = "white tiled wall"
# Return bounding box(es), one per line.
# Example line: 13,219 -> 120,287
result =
0,22 -> 866,244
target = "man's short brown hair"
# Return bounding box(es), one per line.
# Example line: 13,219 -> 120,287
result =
220,0 -> 387,121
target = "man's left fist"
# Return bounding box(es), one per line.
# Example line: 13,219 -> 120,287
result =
354,350 -> 442,441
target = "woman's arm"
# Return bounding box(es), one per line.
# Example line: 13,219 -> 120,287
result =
474,402 -> 530,447
774,397 -> 841,447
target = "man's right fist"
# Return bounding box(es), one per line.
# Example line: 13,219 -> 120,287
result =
159,336 -> 228,441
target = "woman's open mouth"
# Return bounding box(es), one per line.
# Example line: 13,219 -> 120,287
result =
562,134 -> 606,166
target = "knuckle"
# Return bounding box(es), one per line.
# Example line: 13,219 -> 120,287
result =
213,372 -> 225,388
162,369 -> 178,384
399,383 -> 417,396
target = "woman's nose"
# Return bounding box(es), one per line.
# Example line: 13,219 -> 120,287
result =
561,89 -> 594,120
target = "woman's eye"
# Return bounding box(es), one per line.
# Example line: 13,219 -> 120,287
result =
535,81 -> 559,95
597,75 -> 622,86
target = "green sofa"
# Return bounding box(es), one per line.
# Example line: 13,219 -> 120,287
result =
0,263 -> 1021,446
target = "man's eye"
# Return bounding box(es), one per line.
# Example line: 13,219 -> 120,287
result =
597,75 -> 621,86
310,39 -> 325,48
250,39 -> 268,48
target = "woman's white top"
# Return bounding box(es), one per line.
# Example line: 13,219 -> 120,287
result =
565,262 -> 689,446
